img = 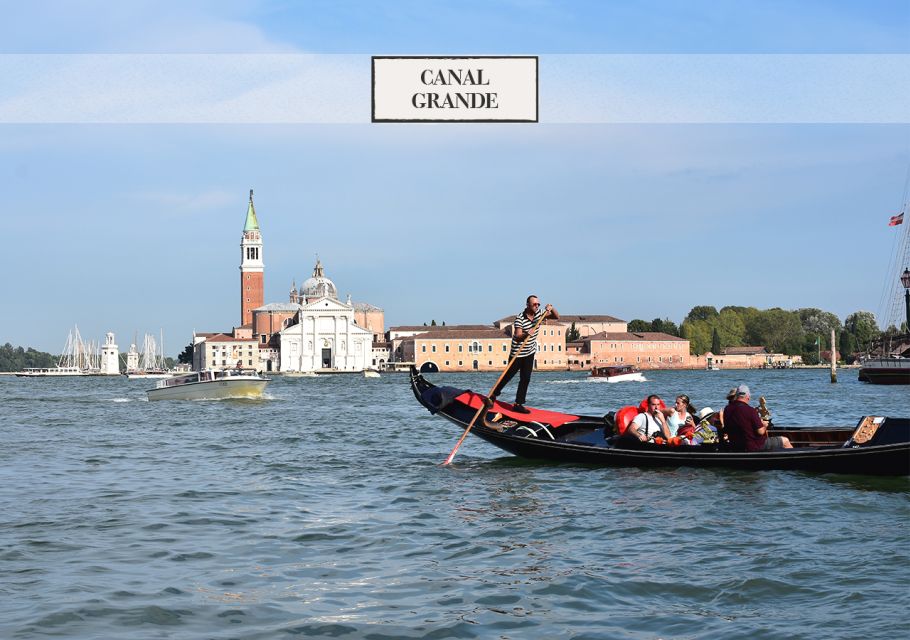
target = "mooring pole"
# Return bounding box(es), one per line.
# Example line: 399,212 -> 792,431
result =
830,328 -> 837,383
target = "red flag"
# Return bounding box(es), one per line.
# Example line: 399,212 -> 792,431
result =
889,212 -> 904,226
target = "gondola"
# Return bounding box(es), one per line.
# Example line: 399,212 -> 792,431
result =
410,368 -> 910,476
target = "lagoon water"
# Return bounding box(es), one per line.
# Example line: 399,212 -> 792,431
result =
1,369 -> 907,639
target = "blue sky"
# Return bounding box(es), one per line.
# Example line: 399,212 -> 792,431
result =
1,1 -> 909,354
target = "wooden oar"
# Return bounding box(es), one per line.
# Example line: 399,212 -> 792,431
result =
442,309 -> 550,465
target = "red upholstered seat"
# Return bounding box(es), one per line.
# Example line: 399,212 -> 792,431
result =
455,391 -> 581,428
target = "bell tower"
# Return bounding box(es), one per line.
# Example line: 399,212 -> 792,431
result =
240,189 -> 264,327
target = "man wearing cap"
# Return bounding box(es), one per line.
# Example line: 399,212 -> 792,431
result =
723,384 -> 793,451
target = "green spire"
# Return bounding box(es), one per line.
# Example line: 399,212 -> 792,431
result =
243,189 -> 260,232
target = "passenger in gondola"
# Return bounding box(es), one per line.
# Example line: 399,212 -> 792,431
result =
628,395 -> 671,441
724,384 -> 793,451
667,394 -> 697,437
692,407 -> 720,443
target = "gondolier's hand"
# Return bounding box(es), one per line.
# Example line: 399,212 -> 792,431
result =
544,304 -> 554,315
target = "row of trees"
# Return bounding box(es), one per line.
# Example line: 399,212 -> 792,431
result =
629,306 -> 896,364
0,343 -> 177,372
0,343 -> 57,371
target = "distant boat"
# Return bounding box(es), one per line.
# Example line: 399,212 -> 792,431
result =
363,369 -> 381,378
284,371 -> 318,378
16,326 -> 96,377
590,365 -> 645,382
147,369 -> 269,401
858,357 -> 910,385
706,364 -> 720,371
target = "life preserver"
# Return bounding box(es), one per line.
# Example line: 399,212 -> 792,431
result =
615,405 -> 640,435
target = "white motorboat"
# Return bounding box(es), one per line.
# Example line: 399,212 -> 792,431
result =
283,371 -> 318,377
363,369 -> 380,378
147,369 -> 269,401
590,365 -> 646,383
16,367 -> 87,377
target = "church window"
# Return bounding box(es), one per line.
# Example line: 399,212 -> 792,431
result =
458,345 -> 463,352
445,345 -> 450,352
431,345 -> 436,353
487,345 -> 492,352
445,360 -> 450,366
422,345 -> 426,353
458,361 -> 463,366
502,345 -> 507,352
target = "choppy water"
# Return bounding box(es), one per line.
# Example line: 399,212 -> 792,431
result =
1,369 -> 907,639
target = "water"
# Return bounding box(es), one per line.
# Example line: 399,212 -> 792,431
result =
1,369 -> 907,639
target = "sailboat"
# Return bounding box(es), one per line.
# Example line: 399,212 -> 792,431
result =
16,326 -> 94,376
859,180 -> 910,384
125,331 -> 172,379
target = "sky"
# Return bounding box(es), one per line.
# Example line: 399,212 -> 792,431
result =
1,0 -> 909,355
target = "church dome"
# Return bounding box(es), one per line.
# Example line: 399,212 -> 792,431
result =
301,259 -> 337,301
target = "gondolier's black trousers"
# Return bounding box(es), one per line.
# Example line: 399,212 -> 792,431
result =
491,354 -> 535,405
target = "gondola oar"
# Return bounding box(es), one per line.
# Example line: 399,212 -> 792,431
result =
443,309 -> 550,465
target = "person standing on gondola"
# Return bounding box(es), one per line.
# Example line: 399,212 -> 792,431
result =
489,295 -> 558,414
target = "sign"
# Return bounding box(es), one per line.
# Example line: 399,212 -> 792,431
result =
372,56 -> 538,123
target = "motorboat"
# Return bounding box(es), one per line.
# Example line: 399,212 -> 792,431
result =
590,365 -> 645,382
364,369 -> 381,378
147,368 -> 269,401
410,368 -> 909,476
15,367 -> 87,377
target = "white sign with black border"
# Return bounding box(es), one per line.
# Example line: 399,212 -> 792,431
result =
372,56 -> 538,123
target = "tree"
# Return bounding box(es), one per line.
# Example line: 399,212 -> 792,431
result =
177,343 -> 194,365
566,322 -> 581,342
844,311 -> 880,353
716,308 -> 746,348
651,318 -> 680,336
685,306 -> 719,323
711,327 -> 721,354
430,319 -> 437,326
680,319 -> 712,355
628,319 -> 650,332
747,308 -> 804,354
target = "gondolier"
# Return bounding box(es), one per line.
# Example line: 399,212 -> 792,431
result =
489,295 -> 558,413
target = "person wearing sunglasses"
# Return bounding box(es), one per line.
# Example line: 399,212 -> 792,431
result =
489,295 -> 558,413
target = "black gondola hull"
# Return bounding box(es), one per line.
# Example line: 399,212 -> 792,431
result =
411,368 -> 910,476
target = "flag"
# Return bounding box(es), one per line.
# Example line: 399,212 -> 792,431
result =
889,212 -> 904,226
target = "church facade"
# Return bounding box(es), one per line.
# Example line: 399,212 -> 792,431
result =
276,261 -> 375,373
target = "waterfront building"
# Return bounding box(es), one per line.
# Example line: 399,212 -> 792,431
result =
195,333 -> 261,371
569,331 -> 693,370
402,321 -> 567,373
278,263 -> 374,372
496,314 -> 626,336
100,332 -> 120,375
708,346 -> 801,369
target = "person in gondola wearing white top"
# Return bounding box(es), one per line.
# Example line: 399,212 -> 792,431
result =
629,395 -> 672,441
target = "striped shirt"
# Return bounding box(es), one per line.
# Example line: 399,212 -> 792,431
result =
511,307 -> 545,358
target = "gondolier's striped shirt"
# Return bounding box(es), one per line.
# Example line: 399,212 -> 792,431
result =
511,308 -> 545,358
